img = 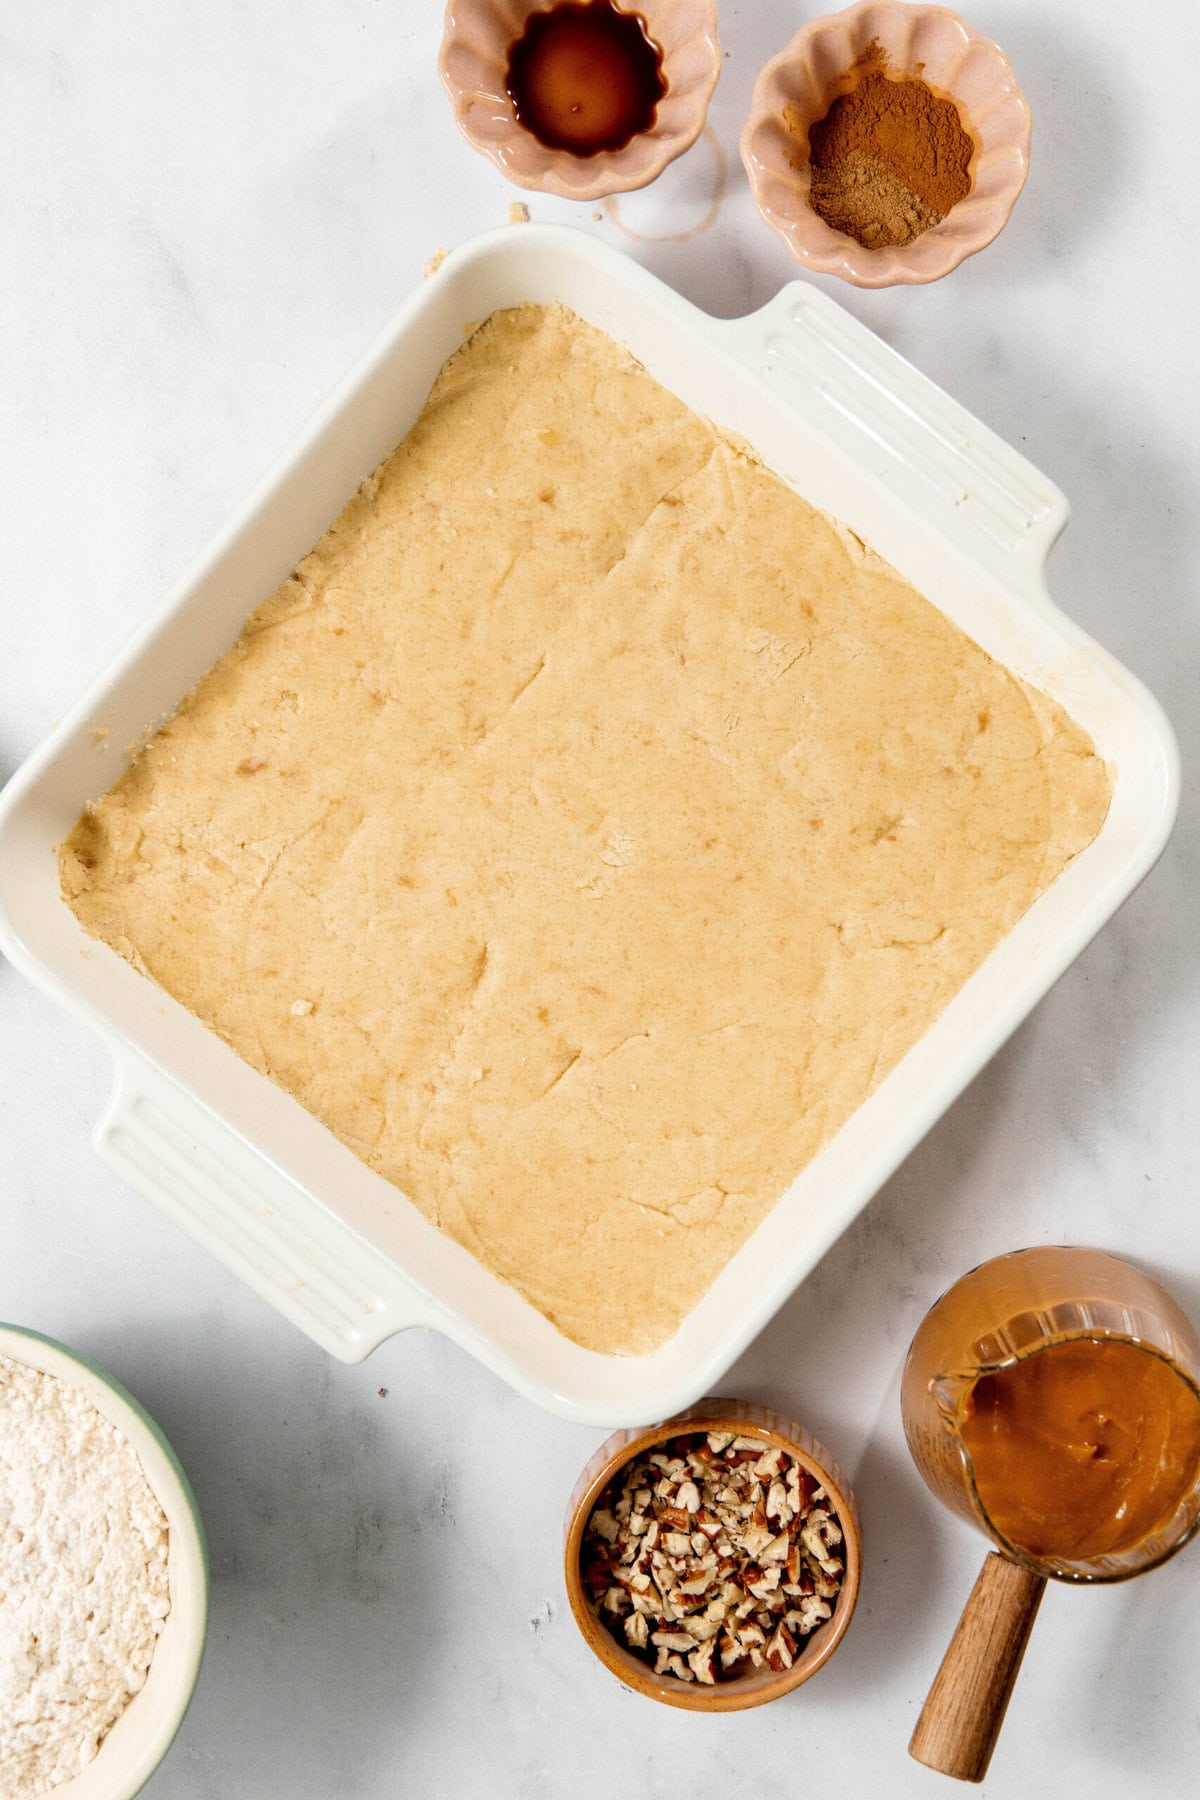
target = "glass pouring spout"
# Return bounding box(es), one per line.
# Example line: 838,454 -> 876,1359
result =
904,1248 -> 1200,1781
904,1249 -> 1200,1584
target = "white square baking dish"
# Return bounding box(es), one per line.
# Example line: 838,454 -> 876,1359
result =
0,226 -> 1177,1425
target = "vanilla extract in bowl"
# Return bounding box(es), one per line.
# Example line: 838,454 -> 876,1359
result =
506,1 -> 666,155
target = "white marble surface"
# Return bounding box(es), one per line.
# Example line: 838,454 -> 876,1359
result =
2,3 -> 1199,1795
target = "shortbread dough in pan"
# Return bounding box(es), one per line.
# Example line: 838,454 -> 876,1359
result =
62,305 -> 1110,1353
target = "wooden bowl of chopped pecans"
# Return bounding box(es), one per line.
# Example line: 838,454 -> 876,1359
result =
563,1397 -> 861,1710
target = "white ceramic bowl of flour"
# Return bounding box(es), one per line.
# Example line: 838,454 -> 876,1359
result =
0,1324 -> 208,1800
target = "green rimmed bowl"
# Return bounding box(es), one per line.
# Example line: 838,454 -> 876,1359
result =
0,1323 -> 209,1800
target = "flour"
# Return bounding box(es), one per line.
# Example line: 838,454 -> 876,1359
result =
0,1352 -> 171,1796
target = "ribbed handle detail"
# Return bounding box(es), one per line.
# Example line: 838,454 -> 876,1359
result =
725,284 -> 1068,583
95,1055 -> 433,1358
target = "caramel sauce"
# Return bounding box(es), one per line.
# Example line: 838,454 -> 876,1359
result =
506,2 -> 665,156
962,1337 -> 1200,1562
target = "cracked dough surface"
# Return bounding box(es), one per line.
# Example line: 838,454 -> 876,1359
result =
60,304 -> 1111,1354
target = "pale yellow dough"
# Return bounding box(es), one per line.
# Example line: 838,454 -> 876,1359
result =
61,305 -> 1111,1354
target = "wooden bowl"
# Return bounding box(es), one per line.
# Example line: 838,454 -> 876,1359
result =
563,1396 -> 861,1710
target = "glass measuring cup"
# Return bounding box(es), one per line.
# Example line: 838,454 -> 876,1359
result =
901,1246 -> 1200,1780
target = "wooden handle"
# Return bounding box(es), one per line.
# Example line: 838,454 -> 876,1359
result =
909,1552 -> 1047,1783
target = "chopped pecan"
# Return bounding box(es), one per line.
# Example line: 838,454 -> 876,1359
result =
580,1426 -> 847,1687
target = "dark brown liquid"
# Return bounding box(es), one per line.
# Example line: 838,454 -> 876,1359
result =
506,2 -> 665,156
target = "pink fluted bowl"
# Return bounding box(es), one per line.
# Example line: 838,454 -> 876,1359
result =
740,1 -> 1031,287
439,0 -> 721,201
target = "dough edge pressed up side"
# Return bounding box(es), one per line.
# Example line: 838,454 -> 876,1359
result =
59,303 -> 1113,1357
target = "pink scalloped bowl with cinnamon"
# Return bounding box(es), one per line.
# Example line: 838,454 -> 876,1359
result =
740,0 -> 1032,287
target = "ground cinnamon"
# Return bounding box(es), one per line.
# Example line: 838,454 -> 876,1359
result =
799,45 -> 974,249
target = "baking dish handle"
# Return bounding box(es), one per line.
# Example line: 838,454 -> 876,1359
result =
721,284 -> 1068,597
95,1053 -> 440,1361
